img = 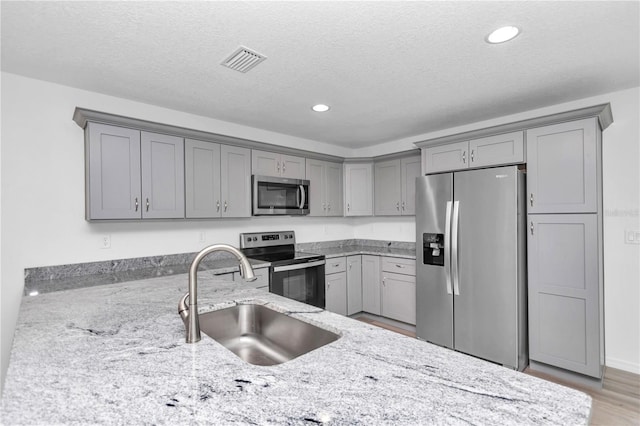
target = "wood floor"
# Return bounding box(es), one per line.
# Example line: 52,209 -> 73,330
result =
357,318 -> 640,425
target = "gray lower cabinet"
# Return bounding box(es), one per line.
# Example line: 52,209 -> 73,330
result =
528,214 -> 602,378
86,123 -> 185,220
361,255 -> 381,315
325,257 -> 347,315
526,118 -> 598,214
381,272 -> 416,325
185,140 -> 251,218
381,256 -> 416,325
346,255 -> 362,315
306,159 -> 343,216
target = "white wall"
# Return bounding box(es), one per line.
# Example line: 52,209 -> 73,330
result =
1,73 -> 638,393
357,87 -> 640,374
0,72 -> 357,391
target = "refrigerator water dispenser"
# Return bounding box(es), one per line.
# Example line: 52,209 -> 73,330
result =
423,233 -> 444,266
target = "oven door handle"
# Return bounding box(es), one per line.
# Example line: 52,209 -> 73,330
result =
272,259 -> 325,273
299,185 -> 306,210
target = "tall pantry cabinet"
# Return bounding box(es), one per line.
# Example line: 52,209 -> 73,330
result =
526,117 -> 605,381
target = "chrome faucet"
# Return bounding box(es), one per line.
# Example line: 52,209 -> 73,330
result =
178,244 -> 257,343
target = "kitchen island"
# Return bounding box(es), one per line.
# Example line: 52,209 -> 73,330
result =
1,273 -> 591,425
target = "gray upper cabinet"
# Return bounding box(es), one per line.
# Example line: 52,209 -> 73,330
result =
185,141 -> 251,218
374,155 -> 420,216
527,118 -> 598,214
468,131 -> 524,168
86,124 -> 184,220
305,159 -> 343,216
221,145 -> 252,217
346,255 -> 363,316
185,139 -> 222,218
86,123 -> 141,220
401,156 -> 421,215
140,131 -> 185,219
423,141 -> 469,174
344,162 -> 373,216
423,132 -> 524,174
252,149 -> 305,179
528,214 -> 601,378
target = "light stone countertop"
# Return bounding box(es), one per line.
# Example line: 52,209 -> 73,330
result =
304,245 -> 416,260
1,274 -> 591,425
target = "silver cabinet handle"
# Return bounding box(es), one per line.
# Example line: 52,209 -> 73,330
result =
462,151 -> 466,164
349,263 -> 352,269
396,202 -> 400,211
135,197 -> 139,212
402,201 -> 405,211
216,200 -> 220,212
146,198 -> 150,212
530,221 -> 534,235
323,203 -> 326,211
530,193 -> 534,207
451,201 -> 460,296
276,161 -> 280,173
471,149 -> 474,162
347,203 -> 350,212
327,203 -> 331,211
224,201 -> 228,212
333,263 -> 340,267
382,278 -> 386,287
444,201 -> 453,295
282,162 -> 286,173
395,264 -> 405,268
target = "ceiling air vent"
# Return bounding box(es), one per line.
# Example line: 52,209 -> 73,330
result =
221,46 -> 267,73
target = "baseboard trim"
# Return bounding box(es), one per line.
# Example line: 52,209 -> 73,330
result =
529,360 -> 603,389
605,357 -> 640,375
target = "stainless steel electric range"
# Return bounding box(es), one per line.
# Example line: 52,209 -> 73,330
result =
240,231 -> 326,309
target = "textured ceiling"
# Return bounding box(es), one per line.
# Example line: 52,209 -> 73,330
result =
2,1 -> 639,148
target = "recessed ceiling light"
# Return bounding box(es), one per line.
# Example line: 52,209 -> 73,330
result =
312,104 -> 330,112
486,26 -> 520,44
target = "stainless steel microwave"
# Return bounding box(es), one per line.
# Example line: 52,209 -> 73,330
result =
252,175 -> 310,215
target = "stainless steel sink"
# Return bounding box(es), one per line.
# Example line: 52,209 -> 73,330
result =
198,304 -> 340,366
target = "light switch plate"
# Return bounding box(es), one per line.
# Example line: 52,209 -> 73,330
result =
624,230 -> 640,245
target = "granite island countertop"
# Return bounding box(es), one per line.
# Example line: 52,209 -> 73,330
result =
1,274 -> 591,425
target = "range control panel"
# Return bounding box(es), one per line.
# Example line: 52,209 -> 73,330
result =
240,231 -> 296,249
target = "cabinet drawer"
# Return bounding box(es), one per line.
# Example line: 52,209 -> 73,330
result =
381,257 -> 416,276
325,257 -> 346,274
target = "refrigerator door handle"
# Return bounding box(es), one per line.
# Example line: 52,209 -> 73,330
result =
451,200 -> 460,296
444,201 -> 453,295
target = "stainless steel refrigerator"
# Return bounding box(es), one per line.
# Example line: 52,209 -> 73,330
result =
416,165 -> 528,370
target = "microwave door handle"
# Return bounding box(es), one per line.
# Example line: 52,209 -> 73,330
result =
299,185 -> 306,209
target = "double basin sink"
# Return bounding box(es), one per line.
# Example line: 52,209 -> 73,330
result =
198,304 -> 340,366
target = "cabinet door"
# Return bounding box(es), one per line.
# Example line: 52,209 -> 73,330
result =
362,255 -> 381,315
469,131 -> 524,168
346,255 -> 362,315
251,149 -> 280,176
344,163 -> 373,216
374,159 -> 401,216
86,123 -> 141,220
221,145 -> 251,217
325,161 -> 344,217
401,156 -> 421,216
423,141 -> 469,173
281,154 -> 306,179
382,272 -> 416,325
325,272 -> 347,316
140,131 -> 184,219
306,159 -> 326,216
185,139 -> 221,218
527,118 -> 598,213
528,214 -> 601,377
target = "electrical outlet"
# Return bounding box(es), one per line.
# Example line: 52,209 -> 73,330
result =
198,232 -> 206,243
101,235 -> 111,249
625,230 -> 640,245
